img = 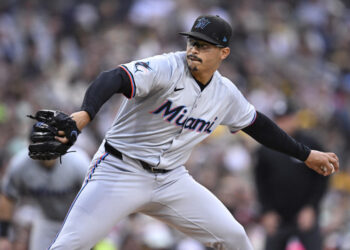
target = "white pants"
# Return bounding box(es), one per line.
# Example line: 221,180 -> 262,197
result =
30,217 -> 62,250
49,149 -> 253,250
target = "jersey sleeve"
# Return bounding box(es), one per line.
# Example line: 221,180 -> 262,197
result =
1,151 -> 27,200
221,82 -> 256,133
120,54 -> 173,98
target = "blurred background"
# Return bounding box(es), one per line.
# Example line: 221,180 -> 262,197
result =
0,0 -> 349,249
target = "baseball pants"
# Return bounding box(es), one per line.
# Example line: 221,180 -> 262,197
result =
49,145 -> 253,250
30,217 -> 62,250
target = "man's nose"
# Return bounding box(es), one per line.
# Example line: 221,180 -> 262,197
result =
189,46 -> 199,54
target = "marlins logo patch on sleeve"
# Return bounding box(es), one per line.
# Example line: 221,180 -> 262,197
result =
134,61 -> 152,73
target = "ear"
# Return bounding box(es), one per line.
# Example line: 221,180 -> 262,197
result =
220,47 -> 230,60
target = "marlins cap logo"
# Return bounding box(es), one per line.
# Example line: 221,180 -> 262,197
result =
194,17 -> 210,29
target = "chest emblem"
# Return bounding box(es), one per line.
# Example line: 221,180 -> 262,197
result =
151,100 -> 217,133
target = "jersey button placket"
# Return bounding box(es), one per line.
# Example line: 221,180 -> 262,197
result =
157,89 -> 201,167
179,92 -> 201,133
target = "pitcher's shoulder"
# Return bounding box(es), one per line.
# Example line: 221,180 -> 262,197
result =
217,74 -> 241,95
160,51 -> 186,67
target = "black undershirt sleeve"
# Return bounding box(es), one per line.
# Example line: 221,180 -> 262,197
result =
242,111 -> 311,161
80,67 -> 132,120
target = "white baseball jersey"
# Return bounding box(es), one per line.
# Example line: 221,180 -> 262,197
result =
2,147 -> 91,221
105,51 -> 256,169
50,51 -> 256,250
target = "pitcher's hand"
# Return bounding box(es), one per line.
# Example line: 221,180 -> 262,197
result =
304,150 -> 339,176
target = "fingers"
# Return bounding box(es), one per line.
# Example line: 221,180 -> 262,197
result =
320,165 -> 332,176
318,165 -> 328,176
306,150 -> 340,176
55,130 -> 69,144
318,153 -> 340,176
320,163 -> 334,176
55,136 -> 69,144
58,131 -> 65,136
328,153 -> 339,172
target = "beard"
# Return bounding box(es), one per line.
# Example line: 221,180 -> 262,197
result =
188,64 -> 198,72
187,56 -> 201,72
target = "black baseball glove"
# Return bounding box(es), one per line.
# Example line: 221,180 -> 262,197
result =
27,110 -> 80,160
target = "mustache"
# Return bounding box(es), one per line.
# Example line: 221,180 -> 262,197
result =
187,55 -> 202,62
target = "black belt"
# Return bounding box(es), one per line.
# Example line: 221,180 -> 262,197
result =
104,141 -> 170,174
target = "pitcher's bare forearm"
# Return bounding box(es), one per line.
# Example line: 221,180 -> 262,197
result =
70,111 -> 91,131
55,111 -> 90,144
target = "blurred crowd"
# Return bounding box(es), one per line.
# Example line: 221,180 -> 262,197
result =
0,0 -> 350,249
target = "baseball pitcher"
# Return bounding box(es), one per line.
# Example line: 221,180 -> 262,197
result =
19,15 -> 338,250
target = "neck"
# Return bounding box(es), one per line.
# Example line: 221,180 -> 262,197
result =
190,69 -> 215,85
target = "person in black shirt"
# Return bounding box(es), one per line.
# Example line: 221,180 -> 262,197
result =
254,101 -> 329,250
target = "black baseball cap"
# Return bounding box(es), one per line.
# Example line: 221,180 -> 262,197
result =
179,15 -> 232,47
